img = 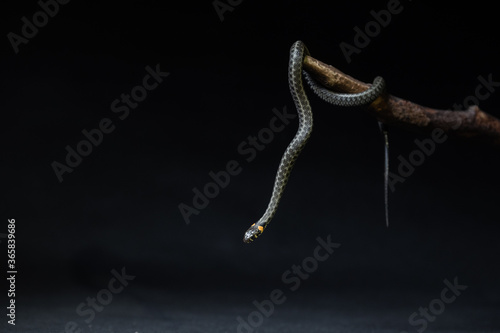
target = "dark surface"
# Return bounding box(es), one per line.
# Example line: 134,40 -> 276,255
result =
1,0 -> 500,332
3,287 -> 500,333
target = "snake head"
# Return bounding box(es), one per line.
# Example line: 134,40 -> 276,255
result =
243,223 -> 264,243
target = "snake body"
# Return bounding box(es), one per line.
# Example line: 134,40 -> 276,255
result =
243,41 -> 386,243
379,122 -> 390,227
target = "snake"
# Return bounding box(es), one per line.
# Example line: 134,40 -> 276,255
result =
378,122 -> 389,227
243,40 -> 387,243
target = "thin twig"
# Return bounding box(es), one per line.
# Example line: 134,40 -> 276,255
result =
303,55 -> 500,145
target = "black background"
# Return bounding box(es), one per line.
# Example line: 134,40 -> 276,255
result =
1,0 -> 500,332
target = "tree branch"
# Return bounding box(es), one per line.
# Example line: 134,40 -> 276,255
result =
303,55 -> 500,145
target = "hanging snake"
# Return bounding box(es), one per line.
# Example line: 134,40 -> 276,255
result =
243,40 -> 387,243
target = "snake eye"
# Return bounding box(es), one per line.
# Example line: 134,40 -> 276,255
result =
243,224 -> 262,243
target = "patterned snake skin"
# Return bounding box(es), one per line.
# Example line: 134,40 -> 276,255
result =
243,41 -> 386,243
303,72 -> 385,106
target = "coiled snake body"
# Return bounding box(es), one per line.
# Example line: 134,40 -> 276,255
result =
243,41 -> 386,243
